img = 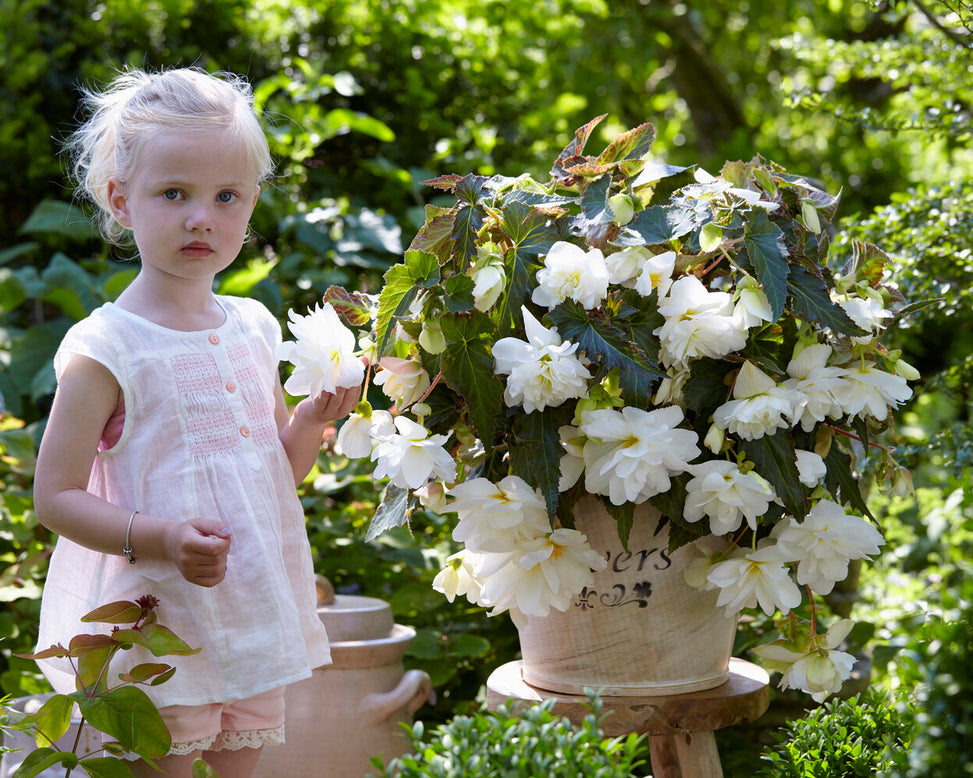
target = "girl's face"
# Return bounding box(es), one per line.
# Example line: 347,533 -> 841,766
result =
107,129 -> 260,287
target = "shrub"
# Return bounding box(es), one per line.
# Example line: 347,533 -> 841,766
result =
381,694 -> 646,778
755,689 -> 915,778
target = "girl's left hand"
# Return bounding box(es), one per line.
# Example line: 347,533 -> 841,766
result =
299,383 -> 361,427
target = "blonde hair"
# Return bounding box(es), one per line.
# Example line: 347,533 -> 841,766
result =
67,66 -> 273,244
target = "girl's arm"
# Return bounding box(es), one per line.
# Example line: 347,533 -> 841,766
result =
34,354 -> 232,587
275,375 -> 359,486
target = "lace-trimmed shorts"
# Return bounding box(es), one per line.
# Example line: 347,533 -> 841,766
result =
157,686 -> 286,757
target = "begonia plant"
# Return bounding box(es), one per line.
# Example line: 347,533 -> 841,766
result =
278,116 -> 922,700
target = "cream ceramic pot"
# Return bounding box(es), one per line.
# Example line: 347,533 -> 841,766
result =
254,592 -> 431,778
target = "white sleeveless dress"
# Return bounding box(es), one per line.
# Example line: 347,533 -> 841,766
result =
36,295 -> 331,707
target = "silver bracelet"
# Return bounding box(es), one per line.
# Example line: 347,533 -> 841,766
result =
123,509 -> 139,564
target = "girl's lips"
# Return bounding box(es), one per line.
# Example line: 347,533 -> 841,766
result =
181,242 -> 214,256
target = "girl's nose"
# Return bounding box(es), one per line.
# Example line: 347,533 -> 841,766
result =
185,202 -> 214,232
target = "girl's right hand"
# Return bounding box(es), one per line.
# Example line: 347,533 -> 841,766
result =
162,519 -> 232,587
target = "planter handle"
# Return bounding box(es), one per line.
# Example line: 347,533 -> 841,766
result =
360,669 -> 432,726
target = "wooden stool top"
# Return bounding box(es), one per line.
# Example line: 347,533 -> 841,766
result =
486,657 -> 770,737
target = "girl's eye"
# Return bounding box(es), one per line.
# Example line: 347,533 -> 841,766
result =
217,191 -> 237,204
163,189 -> 182,201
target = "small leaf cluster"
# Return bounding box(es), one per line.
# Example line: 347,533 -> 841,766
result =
2,597 -> 198,778
755,690 -> 916,778
380,693 -> 645,778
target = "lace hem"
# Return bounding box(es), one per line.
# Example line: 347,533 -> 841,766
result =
167,724 -> 286,757
121,724 -> 284,762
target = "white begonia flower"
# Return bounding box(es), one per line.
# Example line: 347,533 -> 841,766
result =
771,499 -> 884,595
336,408 -> 394,458
703,423 -> 726,454
655,275 -> 747,366
795,449 -> 827,488
448,475 -> 552,553
713,361 -> 804,441
432,550 -> 485,605
531,240 -> 610,310
609,193 -> 636,225
653,365 -> 691,405
894,357 -> 921,381
752,619 -> 856,702
579,405 -> 700,505
419,319 -> 446,354
277,303 -> 365,396
783,343 -> 850,431
557,424 -> 586,492
723,186 -> 780,211
690,169 -> 779,211
684,460 -> 776,535
682,535 -> 728,590
706,543 -> 803,617
374,357 -> 432,408
838,295 -> 894,344
415,480 -> 450,514
633,250 -> 676,299
836,362 -> 912,422
472,260 -> 506,312
475,528 -> 608,625
605,245 -> 651,286
370,416 -> 455,489
733,276 -> 774,329
492,307 -> 592,413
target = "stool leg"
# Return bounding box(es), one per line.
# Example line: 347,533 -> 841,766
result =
672,731 -> 723,778
649,735 -> 680,778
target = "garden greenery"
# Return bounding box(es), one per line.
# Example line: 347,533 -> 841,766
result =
380,693 -> 645,778
1,0 -> 971,772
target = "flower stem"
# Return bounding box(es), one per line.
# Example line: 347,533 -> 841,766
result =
414,371 -> 443,407
807,584 -> 818,635
825,423 -> 892,452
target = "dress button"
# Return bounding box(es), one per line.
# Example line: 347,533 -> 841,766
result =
240,425 -> 250,438
208,333 -> 220,345
225,381 -> 237,393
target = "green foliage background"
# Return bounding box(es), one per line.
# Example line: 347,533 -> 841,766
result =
2,0 -> 971,773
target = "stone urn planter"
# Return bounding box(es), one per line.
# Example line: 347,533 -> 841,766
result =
254,585 -> 431,778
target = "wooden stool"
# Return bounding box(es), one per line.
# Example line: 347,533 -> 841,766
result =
486,657 -> 770,778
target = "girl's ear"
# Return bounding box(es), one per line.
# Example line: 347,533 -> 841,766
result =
107,177 -> 132,228
249,184 -> 260,214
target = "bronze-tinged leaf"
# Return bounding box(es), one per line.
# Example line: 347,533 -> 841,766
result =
322,286 -> 373,328
564,160 -> 616,178
67,633 -> 118,655
419,173 -> 465,191
15,643 -> 69,660
595,122 -> 655,166
850,239 -> 891,287
408,204 -> 456,261
117,662 -> 173,684
551,114 -> 608,177
81,600 -> 142,624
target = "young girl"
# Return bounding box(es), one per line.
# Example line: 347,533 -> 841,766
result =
33,67 -> 358,777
